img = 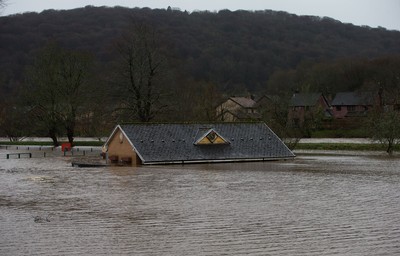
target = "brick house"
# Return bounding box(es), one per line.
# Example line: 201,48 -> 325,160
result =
288,93 -> 331,127
331,92 -> 377,118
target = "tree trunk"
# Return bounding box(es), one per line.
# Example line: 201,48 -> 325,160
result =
50,135 -> 59,147
387,140 -> 394,156
66,127 -> 74,146
49,128 -> 59,147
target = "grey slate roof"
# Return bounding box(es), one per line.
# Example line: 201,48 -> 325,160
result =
229,97 -> 257,108
289,93 -> 324,107
118,123 -> 295,164
220,109 -> 262,120
331,92 -> 375,106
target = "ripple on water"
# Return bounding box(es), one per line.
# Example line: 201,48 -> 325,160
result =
1,152 -> 400,255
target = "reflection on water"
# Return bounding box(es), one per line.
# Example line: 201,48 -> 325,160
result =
1,150 -> 400,255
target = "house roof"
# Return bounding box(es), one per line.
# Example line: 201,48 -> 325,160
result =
289,93 -> 324,107
215,109 -> 262,122
331,92 -> 375,106
229,97 -> 257,108
255,94 -> 280,104
109,123 -> 294,164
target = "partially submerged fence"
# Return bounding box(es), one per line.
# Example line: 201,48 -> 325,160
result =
0,145 -> 102,160
6,152 -> 32,159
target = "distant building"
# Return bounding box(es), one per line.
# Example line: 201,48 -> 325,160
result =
255,94 -> 282,120
331,92 -> 377,118
288,93 -> 331,127
216,96 -> 261,122
327,90 -> 400,129
104,123 -> 295,165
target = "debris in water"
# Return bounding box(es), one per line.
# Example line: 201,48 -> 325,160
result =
33,214 -> 51,223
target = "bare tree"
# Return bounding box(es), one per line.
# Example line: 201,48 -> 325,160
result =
0,101 -> 29,141
115,23 -> 167,122
26,42 -> 92,146
57,49 -> 92,144
26,43 -> 63,146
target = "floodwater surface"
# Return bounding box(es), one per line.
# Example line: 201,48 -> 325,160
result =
1,150 -> 400,255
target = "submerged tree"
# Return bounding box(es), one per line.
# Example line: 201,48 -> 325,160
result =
115,23 -> 167,122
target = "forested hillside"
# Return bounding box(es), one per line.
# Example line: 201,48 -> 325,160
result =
1,5 -> 400,96
1,6 -> 400,140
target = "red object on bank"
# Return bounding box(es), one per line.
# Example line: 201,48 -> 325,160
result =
61,143 -> 72,152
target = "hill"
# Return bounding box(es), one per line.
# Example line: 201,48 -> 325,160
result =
1,5 -> 400,96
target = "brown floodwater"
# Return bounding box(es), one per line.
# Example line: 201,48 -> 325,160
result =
1,149 -> 400,255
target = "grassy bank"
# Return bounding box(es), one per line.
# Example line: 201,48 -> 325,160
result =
311,129 -> 367,138
295,143 -> 397,151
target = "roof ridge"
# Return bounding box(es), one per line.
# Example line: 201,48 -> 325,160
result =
121,121 -> 265,125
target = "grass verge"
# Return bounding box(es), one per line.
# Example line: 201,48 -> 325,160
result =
295,143 -> 398,151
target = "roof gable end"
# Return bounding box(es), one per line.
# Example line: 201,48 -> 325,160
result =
194,128 -> 230,145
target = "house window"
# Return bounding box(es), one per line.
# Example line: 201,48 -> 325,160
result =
336,106 -> 342,111
206,131 -> 218,143
195,129 -> 230,145
347,106 -> 355,112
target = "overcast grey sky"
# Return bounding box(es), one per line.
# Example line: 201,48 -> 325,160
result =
2,0 -> 400,31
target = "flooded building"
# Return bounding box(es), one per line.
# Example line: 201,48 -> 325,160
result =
104,122 -> 295,165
